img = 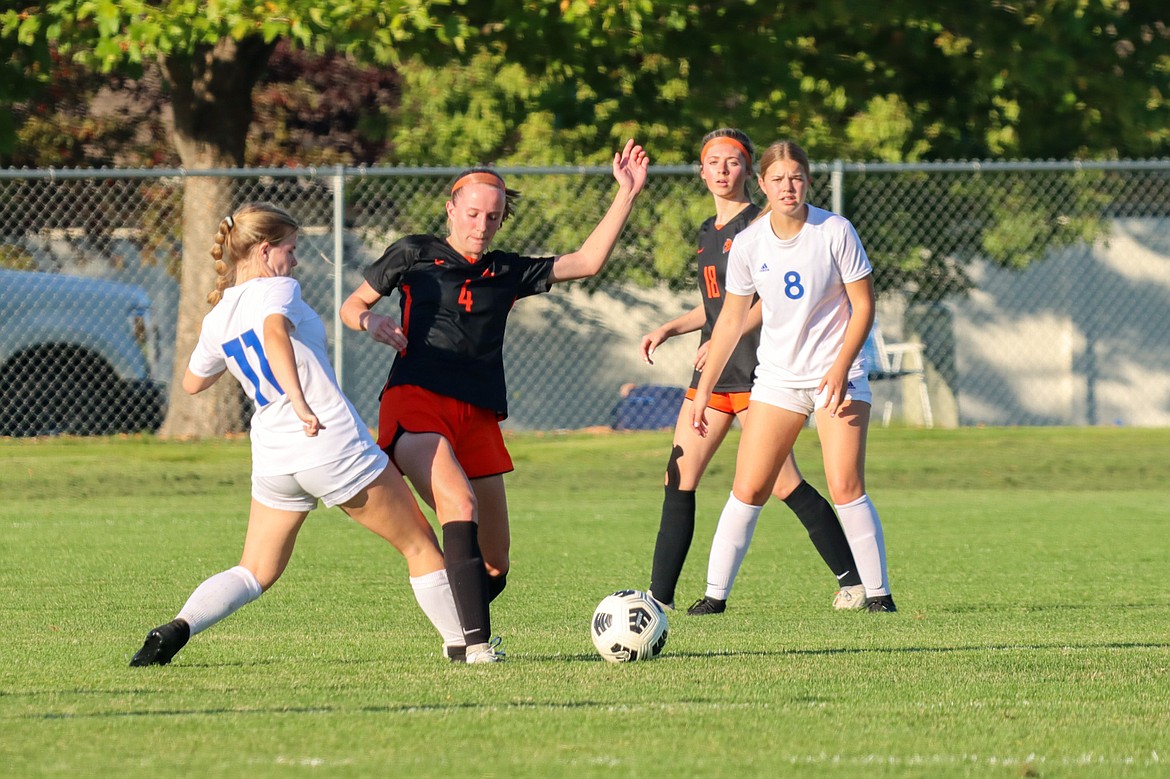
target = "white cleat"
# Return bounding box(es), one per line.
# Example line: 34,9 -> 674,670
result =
832,584 -> 866,611
465,636 -> 506,664
648,590 -> 675,612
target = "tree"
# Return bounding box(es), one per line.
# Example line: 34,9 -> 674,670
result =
385,1 -> 1170,297
2,1 -> 471,437
4,2 -> 1168,428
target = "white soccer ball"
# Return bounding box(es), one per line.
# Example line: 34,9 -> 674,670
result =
590,589 -> 669,663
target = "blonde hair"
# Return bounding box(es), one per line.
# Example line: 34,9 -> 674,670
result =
755,140 -> 813,220
208,202 -> 300,305
449,167 -> 521,224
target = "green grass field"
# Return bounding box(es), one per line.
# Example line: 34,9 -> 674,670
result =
2,427 -> 1168,778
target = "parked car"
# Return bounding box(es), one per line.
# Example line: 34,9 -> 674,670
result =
0,268 -> 166,436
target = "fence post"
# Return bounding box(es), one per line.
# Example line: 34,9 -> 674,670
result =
831,159 -> 844,215
332,164 -> 346,390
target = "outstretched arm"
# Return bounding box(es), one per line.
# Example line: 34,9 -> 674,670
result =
550,139 -> 650,284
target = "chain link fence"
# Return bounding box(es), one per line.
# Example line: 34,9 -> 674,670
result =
1,160 -> 1168,437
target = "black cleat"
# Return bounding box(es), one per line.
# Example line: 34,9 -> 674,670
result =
444,644 -> 467,663
686,596 -> 727,616
129,619 -> 191,667
863,595 -> 898,613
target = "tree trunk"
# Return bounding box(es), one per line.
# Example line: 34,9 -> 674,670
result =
157,35 -> 276,439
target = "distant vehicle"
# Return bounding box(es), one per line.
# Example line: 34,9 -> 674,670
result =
0,268 -> 166,436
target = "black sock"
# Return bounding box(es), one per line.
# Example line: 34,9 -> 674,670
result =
487,572 -> 507,603
784,480 -> 862,587
442,521 -> 491,646
649,486 -> 697,605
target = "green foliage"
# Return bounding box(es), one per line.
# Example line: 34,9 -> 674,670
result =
4,1 -> 1168,300
0,242 -> 35,269
0,0 -> 471,70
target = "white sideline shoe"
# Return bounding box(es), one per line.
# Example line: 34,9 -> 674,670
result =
465,636 -> 506,664
832,584 -> 866,611
648,590 -> 675,612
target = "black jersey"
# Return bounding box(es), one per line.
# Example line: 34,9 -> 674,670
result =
363,234 -> 555,416
692,203 -> 763,393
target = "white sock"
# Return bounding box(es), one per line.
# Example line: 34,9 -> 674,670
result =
176,565 -> 263,636
704,493 -> 764,600
835,494 -> 890,597
410,568 -> 465,647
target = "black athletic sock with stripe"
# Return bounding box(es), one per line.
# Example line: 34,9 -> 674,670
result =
649,486 -> 697,606
784,480 -> 863,587
442,521 -> 491,646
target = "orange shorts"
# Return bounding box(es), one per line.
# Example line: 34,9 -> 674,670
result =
378,385 -> 514,479
685,387 -> 751,415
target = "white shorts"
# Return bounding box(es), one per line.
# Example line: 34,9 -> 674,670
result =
251,446 -> 388,512
750,374 -> 872,416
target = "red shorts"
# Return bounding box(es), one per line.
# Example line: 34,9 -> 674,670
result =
379,384 -> 514,479
685,387 -> 751,415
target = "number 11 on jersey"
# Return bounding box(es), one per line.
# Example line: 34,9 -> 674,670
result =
222,329 -> 284,406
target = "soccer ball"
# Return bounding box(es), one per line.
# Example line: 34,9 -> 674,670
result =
590,589 -> 669,663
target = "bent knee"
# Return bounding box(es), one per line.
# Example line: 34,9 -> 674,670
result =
826,480 -> 865,505
435,491 -> 477,524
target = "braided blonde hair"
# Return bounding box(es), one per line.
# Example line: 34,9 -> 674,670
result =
208,202 -> 300,305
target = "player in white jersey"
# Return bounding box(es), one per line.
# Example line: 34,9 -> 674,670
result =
690,140 -> 896,613
130,203 -> 466,667
639,128 -> 864,616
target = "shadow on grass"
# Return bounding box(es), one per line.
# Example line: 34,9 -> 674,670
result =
655,640 -> 1170,659
6,640 -> 1168,721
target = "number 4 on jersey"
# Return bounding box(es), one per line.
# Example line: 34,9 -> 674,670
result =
459,279 -> 474,312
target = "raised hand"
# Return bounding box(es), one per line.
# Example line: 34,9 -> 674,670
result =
612,138 -> 650,196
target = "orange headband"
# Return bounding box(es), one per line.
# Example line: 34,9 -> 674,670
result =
700,137 -> 752,166
451,171 -> 506,195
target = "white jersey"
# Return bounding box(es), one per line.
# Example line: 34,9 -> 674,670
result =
726,205 -> 872,389
188,276 -> 376,476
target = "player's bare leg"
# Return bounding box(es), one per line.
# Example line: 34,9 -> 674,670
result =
130,503 -> 304,667
471,474 -> 510,601
690,403 -> 803,615
815,400 -> 894,612
394,432 -> 501,661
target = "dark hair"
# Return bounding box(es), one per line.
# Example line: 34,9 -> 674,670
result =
208,202 -> 299,305
449,167 -> 521,223
700,128 -> 756,173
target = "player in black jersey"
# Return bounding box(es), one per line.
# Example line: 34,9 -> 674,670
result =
639,129 -> 864,615
342,140 -> 650,663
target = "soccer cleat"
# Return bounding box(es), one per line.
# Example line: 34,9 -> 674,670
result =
863,595 -> 898,613
832,584 -> 867,611
129,618 -> 191,667
686,596 -> 727,616
464,636 -> 506,664
648,590 -> 675,612
444,644 -> 467,663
